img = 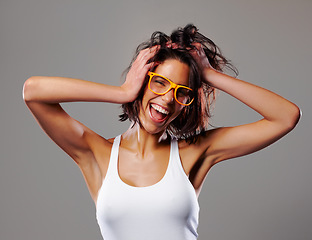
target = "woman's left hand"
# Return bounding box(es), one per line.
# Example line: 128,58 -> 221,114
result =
188,43 -> 218,86
169,42 -> 212,72
191,43 -> 217,72
190,43 -> 211,70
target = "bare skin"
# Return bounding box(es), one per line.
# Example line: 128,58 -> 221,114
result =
23,45 -> 300,204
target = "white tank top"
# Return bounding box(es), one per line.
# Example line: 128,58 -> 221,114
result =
96,135 -> 199,240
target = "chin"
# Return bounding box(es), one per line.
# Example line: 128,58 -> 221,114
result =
136,109 -> 164,135
142,122 -> 166,135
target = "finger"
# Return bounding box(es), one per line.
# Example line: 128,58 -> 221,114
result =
147,45 -> 160,55
137,46 -> 156,60
144,62 -> 154,70
136,51 -> 151,63
150,61 -> 160,70
138,46 -> 159,61
145,58 -> 160,69
191,42 -> 202,50
171,43 -> 178,49
189,47 -> 200,57
166,40 -> 172,48
140,48 -> 160,66
146,45 -> 159,53
150,45 -> 160,51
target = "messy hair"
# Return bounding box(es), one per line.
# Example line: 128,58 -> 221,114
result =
119,24 -> 238,143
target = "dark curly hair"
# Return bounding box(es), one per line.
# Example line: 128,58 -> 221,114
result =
119,24 -> 238,143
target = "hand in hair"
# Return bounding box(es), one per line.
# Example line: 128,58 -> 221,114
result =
165,37 -> 215,73
189,42 -> 214,72
121,45 -> 159,102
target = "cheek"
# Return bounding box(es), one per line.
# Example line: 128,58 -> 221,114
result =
141,89 -> 152,107
171,105 -> 185,119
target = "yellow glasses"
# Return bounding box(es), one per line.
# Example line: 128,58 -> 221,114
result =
147,72 -> 194,106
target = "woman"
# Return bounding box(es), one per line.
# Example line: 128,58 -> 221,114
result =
23,24 -> 300,240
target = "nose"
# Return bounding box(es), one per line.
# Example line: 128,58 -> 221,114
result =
161,89 -> 175,104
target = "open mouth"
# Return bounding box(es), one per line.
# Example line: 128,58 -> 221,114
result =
149,103 -> 170,123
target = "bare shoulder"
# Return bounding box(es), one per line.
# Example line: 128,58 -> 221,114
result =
176,128 -> 231,190
178,127 -> 224,153
177,128 -> 223,176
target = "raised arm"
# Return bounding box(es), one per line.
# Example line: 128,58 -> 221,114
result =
23,75 -> 131,166
23,46 -> 158,201
23,46 -> 158,163
190,44 -> 301,164
23,75 -> 117,202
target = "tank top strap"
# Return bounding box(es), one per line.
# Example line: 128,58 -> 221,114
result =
105,135 -> 121,180
170,137 -> 178,151
169,137 -> 185,174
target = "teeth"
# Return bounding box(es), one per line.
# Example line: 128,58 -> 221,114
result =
151,104 -> 169,115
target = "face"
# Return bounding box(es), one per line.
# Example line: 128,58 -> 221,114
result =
138,59 -> 191,135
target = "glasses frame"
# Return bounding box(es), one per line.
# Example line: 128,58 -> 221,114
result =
147,71 -> 194,106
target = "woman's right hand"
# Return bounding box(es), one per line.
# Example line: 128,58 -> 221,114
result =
121,45 -> 159,102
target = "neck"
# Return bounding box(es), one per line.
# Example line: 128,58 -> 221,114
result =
122,123 -> 169,157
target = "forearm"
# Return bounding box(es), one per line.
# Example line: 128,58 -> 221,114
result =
23,76 -> 130,104
204,68 -> 300,127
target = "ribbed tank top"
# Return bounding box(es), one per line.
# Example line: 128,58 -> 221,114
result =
96,135 -> 199,240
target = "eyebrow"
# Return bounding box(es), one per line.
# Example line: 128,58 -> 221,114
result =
156,73 -> 190,88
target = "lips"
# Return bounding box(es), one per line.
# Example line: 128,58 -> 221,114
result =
149,103 -> 170,123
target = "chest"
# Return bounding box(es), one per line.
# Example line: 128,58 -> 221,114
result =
96,140 -> 199,226
117,147 -> 171,188
116,144 -> 205,189
96,171 -> 200,240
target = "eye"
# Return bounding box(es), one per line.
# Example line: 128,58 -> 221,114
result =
153,76 -> 167,86
155,80 -> 166,86
177,88 -> 189,97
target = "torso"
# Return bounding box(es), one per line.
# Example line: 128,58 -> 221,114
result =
81,131 -> 216,204
96,135 -> 200,240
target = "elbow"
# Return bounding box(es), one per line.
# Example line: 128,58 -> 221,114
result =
23,76 -> 41,102
284,104 -> 301,132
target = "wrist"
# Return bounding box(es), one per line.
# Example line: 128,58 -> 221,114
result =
202,67 -> 219,87
119,84 -> 137,103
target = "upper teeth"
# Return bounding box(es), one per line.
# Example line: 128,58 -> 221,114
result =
151,104 -> 169,115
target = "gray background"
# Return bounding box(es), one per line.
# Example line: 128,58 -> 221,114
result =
1,0 -> 311,239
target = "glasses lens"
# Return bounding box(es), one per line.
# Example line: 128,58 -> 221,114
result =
176,87 -> 194,105
150,75 -> 171,94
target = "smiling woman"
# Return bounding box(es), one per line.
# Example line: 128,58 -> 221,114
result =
23,24 -> 300,240
138,59 -> 191,135
119,25 -> 239,142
